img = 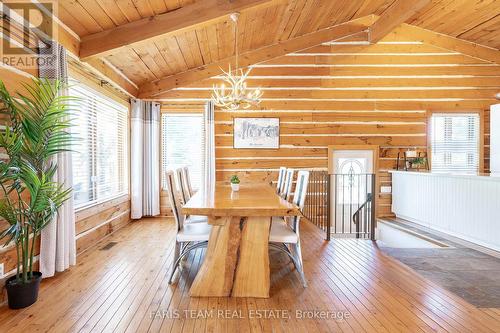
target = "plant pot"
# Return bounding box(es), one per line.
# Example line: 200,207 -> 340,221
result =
6,271 -> 42,309
231,183 -> 240,191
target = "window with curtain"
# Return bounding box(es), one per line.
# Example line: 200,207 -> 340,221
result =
70,80 -> 129,208
161,114 -> 204,190
430,113 -> 480,173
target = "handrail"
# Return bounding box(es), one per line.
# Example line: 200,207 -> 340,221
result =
353,191 -> 375,240
305,172 -> 376,240
353,193 -> 373,225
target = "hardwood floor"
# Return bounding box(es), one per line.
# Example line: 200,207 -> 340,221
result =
0,217 -> 499,332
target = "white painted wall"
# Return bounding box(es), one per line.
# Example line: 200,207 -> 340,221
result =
391,171 -> 500,251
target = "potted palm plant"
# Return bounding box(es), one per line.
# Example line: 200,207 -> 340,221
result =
230,175 -> 240,191
0,78 -> 73,309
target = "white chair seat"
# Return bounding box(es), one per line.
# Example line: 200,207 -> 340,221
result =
177,223 -> 211,242
186,215 -> 208,223
269,217 -> 298,243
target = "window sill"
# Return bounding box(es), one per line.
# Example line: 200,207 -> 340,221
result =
75,192 -> 129,213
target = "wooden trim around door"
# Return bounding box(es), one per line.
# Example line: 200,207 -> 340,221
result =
327,144 -> 380,220
327,145 -> 380,175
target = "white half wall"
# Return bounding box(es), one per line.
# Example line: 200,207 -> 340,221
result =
391,171 -> 500,251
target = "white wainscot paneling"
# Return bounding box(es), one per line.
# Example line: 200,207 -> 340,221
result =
391,171 -> 500,251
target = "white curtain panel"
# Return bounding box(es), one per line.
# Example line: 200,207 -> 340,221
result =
131,100 -> 161,219
203,101 -> 216,192
39,41 -> 76,277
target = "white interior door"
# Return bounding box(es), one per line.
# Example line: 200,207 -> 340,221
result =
332,150 -> 374,174
330,150 -> 374,235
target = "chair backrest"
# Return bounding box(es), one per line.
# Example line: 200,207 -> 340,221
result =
281,168 -> 294,200
174,168 -> 189,204
290,170 -> 309,233
182,166 -> 194,197
165,170 -> 184,232
276,167 -> 287,193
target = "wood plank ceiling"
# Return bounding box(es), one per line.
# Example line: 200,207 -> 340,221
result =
56,0 -> 500,88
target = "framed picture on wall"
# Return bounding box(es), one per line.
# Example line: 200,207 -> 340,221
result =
233,117 -> 280,149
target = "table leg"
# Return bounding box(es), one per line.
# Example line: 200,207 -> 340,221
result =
232,216 -> 272,298
190,216 -> 241,297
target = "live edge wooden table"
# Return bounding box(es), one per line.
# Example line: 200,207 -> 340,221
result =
182,184 -> 300,298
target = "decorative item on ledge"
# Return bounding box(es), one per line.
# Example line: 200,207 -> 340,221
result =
230,175 -> 240,191
396,150 -> 429,171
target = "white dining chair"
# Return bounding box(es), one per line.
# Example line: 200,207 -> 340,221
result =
182,166 -> 194,197
280,168 -> 294,201
269,170 -> 309,287
175,167 -> 205,223
175,167 -> 190,204
276,166 -> 287,194
165,170 -> 211,283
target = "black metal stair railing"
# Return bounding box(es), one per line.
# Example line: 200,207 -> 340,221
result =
303,170 -> 330,240
304,171 -> 376,240
352,192 -> 375,240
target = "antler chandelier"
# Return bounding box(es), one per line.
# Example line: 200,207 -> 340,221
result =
211,13 -> 262,110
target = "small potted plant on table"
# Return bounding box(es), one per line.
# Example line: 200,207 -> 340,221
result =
0,79 -> 73,309
230,175 -> 240,191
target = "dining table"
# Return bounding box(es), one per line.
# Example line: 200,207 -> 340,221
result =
182,183 -> 300,298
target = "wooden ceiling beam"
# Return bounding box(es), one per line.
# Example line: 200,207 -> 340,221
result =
389,23 -> 500,66
369,0 -> 431,43
79,58 -> 139,97
138,16 -> 375,99
79,0 -> 275,60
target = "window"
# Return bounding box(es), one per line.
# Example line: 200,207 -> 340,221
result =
70,81 -> 129,208
161,114 -> 204,190
430,113 -> 480,173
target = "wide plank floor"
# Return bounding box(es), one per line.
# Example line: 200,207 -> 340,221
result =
1,217 -> 499,332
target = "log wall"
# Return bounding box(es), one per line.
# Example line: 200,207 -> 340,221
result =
160,30 -> 497,217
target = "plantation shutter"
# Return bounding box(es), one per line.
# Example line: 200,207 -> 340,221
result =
70,81 -> 129,208
430,113 -> 480,174
161,114 -> 204,190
